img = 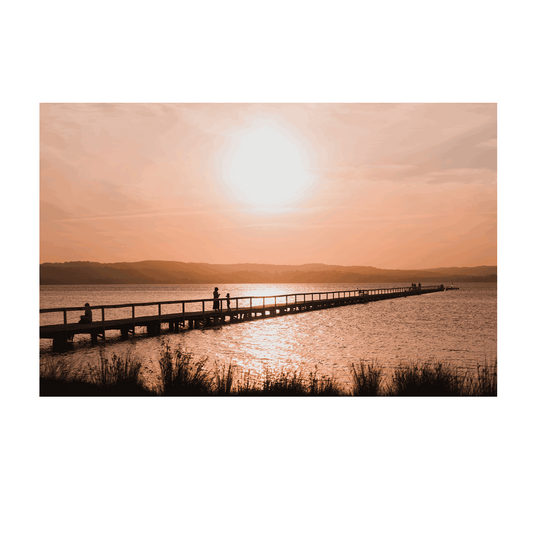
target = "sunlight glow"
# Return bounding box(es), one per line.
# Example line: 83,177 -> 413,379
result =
226,125 -> 312,207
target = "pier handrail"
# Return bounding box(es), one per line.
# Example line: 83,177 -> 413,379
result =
40,285 -> 444,328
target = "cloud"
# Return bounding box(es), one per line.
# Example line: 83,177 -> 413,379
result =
357,164 -> 417,181
476,138 -> 497,148
424,167 -> 495,185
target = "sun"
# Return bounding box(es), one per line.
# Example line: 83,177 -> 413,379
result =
224,124 -> 312,207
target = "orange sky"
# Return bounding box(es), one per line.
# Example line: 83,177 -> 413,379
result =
40,103 -> 496,269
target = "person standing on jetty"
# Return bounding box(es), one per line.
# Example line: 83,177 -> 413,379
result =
79,303 -> 92,323
213,287 -> 220,311
226,293 -> 231,309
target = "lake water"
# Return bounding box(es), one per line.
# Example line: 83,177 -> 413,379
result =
40,283 -> 497,391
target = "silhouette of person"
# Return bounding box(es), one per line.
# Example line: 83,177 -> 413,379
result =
226,293 -> 231,309
79,303 -> 92,324
213,287 -> 220,310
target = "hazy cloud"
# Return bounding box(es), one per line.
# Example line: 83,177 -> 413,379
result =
40,103 -> 497,268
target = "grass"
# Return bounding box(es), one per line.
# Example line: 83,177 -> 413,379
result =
252,367 -> 344,396
387,360 -> 468,396
214,361 -> 236,395
40,346 -> 497,397
306,368 -> 345,396
385,360 -> 498,396
158,342 -> 212,395
158,342 -> 344,395
86,350 -> 152,395
40,350 -> 154,396
349,360 -> 383,396
39,355 -> 97,396
472,361 -> 498,396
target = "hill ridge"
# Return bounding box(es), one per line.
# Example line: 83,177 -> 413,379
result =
40,261 -> 497,285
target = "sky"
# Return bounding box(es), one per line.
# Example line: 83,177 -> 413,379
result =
40,103 -> 496,269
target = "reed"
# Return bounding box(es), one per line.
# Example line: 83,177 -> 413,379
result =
471,361 -> 497,396
86,350 -> 152,395
387,360 -> 471,396
244,366 -> 344,396
232,369 -> 260,395
40,355 -> 80,382
348,360 -> 383,396
40,344 -> 497,397
261,368 -> 307,396
39,355 -> 98,396
305,367 -> 344,396
214,361 -> 236,395
40,351 -> 153,396
158,342 -> 212,396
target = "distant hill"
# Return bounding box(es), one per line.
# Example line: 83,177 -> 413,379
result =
40,261 -> 497,285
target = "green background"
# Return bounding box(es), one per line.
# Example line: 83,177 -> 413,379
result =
0,0 -> 531,532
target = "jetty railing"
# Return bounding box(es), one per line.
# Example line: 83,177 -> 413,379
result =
40,286 -> 444,330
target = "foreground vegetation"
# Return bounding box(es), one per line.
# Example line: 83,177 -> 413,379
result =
39,351 -> 157,396
40,344 -> 497,397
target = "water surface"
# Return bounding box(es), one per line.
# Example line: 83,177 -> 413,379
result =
40,283 -> 497,390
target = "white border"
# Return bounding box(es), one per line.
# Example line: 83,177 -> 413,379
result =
17,84 -> 516,416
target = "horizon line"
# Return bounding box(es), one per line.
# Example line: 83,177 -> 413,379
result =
39,259 -> 497,270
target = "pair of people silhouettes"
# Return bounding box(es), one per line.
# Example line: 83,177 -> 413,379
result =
213,288 -> 231,310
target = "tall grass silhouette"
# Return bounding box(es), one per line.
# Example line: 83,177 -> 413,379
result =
40,346 -> 497,397
348,361 -> 383,396
40,350 -> 153,396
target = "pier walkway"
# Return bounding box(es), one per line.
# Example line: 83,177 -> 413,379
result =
40,285 -> 446,350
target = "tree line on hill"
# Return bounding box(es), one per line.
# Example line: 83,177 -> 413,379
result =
40,261 -> 497,285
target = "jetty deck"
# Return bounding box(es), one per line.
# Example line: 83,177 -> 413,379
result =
40,285 -> 446,350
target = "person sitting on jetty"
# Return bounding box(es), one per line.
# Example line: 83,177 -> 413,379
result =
79,303 -> 92,324
213,287 -> 220,311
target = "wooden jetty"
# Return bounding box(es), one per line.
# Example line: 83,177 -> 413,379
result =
40,285 -> 446,350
